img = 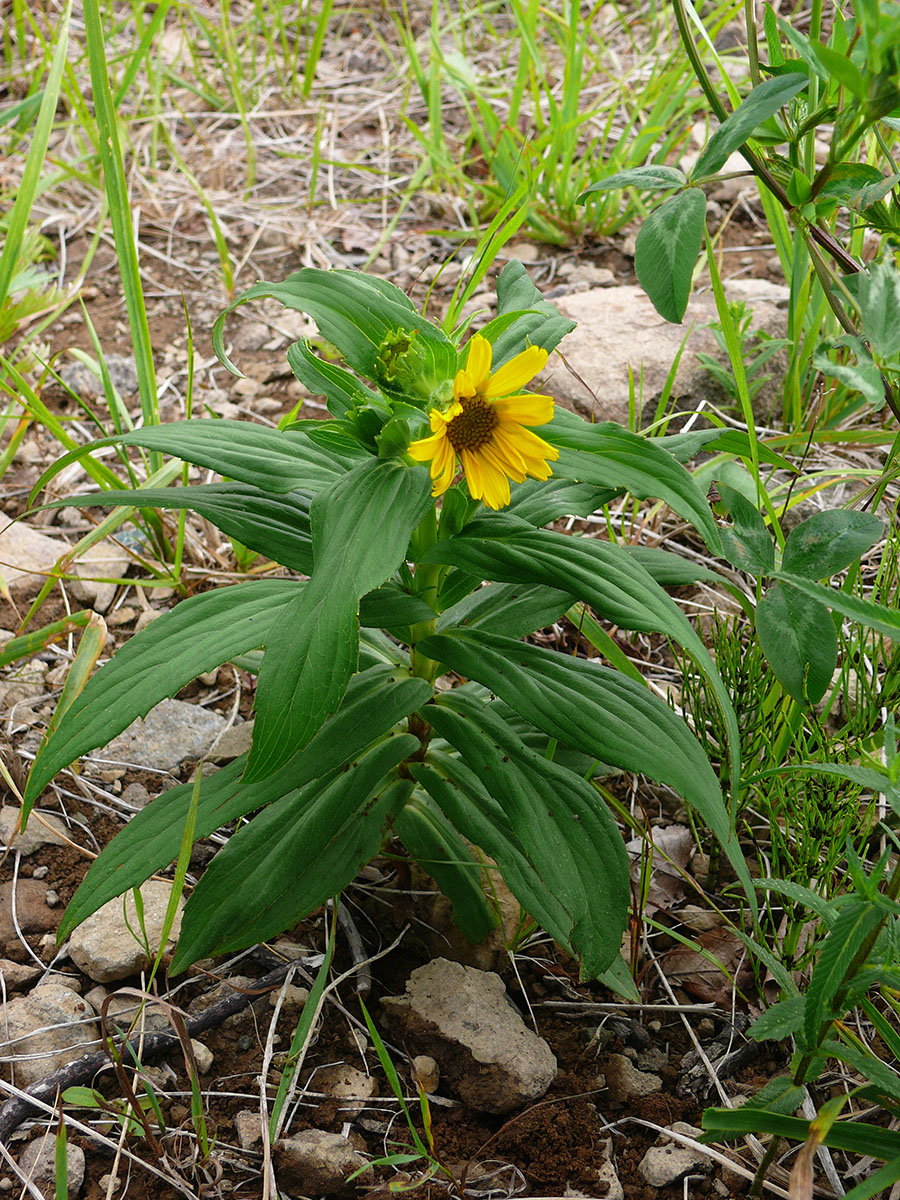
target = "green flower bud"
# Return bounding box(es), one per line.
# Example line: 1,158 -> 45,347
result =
374,328 -> 454,409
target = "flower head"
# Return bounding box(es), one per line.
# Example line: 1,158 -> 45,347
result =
408,334 -> 558,509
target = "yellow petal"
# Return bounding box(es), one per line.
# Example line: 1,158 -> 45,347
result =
501,424 -> 559,477
431,441 -> 457,495
408,430 -> 446,461
483,429 -> 527,480
465,334 -> 493,391
492,393 -> 555,425
478,458 -> 512,508
458,447 -> 484,500
431,401 -> 461,432
484,345 -> 548,398
454,368 -> 477,401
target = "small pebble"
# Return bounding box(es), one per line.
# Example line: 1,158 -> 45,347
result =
412,1055 -> 440,1093
32,866 -> 49,879
697,1017 -> 716,1037
238,1035 -> 253,1052
99,1174 -> 120,1191
45,890 -> 59,907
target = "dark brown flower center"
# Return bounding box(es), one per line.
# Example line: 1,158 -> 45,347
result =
446,396 -> 497,452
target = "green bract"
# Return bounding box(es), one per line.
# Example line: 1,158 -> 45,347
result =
27,264 -> 754,990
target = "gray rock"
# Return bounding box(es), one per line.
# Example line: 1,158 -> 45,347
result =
0,807 -> 68,856
0,879 -> 60,945
70,541 -> 131,613
273,1130 -> 368,1195
120,782 -> 152,810
208,720 -> 254,762
67,879 -> 184,983
639,1124 -> 711,1186
0,984 -> 100,1087
18,1137 -> 85,1199
234,1109 -> 261,1151
0,959 -> 41,993
381,958 -> 557,1114
317,1063 -> 378,1115
550,279 -> 789,424
604,1053 -> 663,1100
59,355 -> 138,401
84,987 -> 171,1033
191,1039 -> 214,1074
0,517 -> 66,591
88,698 -> 227,774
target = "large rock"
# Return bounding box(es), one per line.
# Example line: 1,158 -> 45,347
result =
0,519 -> 66,591
273,1130 -> 368,1195
381,958 -> 556,1114
0,806 -> 68,857
0,879 -> 60,946
0,983 -> 100,1087
67,880 -> 184,983
70,541 -> 131,613
87,698 -> 227,774
18,1136 -> 86,1199
549,279 -> 789,424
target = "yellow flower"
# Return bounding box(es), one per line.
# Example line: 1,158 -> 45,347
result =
408,334 -> 558,510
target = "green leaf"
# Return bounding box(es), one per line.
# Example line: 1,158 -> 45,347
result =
418,628 -> 753,909
59,668 -> 431,939
427,692 -> 629,977
213,268 -> 455,383
703,1105 -> 900,1158
412,757 -> 582,962
171,736 -> 418,969
286,339 -> 382,417
245,458 -> 431,781
504,477 -> 615,526
394,795 -> 498,944
625,545 -> 721,585
540,411 -> 723,555
56,484 -> 314,574
817,164 -> 900,210
578,165 -> 687,196
748,995 -> 806,1041
437,581 -> 574,640
755,583 -> 836,704
857,259 -> 900,359
25,580 -> 301,809
807,40 -> 866,98
715,481 -> 774,575
490,261 -> 576,367
812,353 -> 885,409
782,510 -> 883,579
693,74 -> 808,178
774,572 -> 900,641
804,900 -> 883,1045
358,585 -> 436,629
634,188 -> 707,323
30,421 -> 365,502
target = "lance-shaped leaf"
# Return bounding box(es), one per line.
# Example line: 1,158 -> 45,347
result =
504,477 -> 616,526
394,795 -> 498,944
245,458 -> 431,781
438,581 -> 574,640
539,411 -> 723,554
693,73 -> 808,178
59,668 -> 432,938
423,521 -> 739,792
804,900 -> 884,1047
287,339 -> 382,417
24,579 -> 302,810
418,628 -> 753,908
578,165 -> 687,196
171,735 -> 418,969
412,757 -> 576,957
428,691 -> 629,977
703,1106 -> 900,1158
52,484 -> 314,574
213,268 -> 456,385
29,422 -> 364,507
